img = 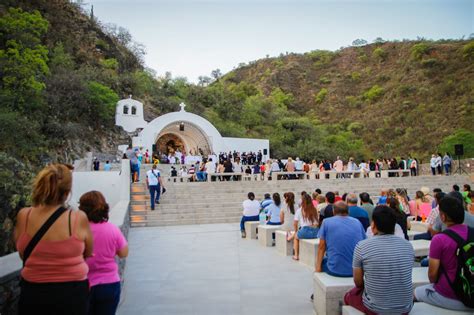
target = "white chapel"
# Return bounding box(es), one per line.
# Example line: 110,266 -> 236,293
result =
115,97 -> 270,159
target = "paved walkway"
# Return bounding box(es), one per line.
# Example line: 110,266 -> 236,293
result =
118,224 -> 314,315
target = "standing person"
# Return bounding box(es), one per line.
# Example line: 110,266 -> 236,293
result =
414,196 -> 474,312
79,191 -> 128,315
240,192 -> 261,238
435,153 -> 443,175
409,157 -> 417,176
443,152 -> 452,175
14,164 -> 93,315
103,160 -> 111,171
266,193 -> 282,225
430,154 -> 437,176
316,201 -> 366,277
292,193 -> 319,261
126,146 -> 139,182
344,206 -> 415,314
333,156 -> 344,178
93,157 -> 100,171
146,164 -> 164,210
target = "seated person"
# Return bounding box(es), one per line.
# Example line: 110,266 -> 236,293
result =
413,192 -> 446,241
318,191 -> 335,225
260,193 -> 273,214
316,201 -> 366,277
344,206 -> 414,314
414,196 -> 474,312
346,193 -> 370,230
240,192 -> 260,238
266,193 -> 282,225
292,193 -> 319,261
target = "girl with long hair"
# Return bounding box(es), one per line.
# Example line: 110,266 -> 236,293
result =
292,193 -> 319,261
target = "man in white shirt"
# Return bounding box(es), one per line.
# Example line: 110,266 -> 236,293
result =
240,192 -> 261,238
146,164 -> 164,210
295,157 -> 304,171
205,158 -> 216,181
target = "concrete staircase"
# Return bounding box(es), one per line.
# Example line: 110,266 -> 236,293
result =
129,165 -> 471,227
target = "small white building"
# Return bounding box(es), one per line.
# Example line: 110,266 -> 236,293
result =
115,97 -> 270,159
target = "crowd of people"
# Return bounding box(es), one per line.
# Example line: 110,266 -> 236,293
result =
164,153 -> 462,182
13,164 -> 128,315
240,184 -> 474,313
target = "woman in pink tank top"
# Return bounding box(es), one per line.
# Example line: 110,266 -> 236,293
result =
79,191 -> 128,315
14,164 -> 93,315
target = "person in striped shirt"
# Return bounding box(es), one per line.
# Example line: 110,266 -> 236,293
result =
344,205 -> 414,314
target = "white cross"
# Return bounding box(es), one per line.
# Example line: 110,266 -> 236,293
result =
179,103 -> 186,112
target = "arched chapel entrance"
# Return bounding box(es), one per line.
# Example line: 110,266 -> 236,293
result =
154,122 -> 212,156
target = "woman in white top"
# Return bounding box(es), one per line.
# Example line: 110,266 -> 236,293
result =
266,193 -> 282,225
281,193 -> 296,243
240,192 -> 261,238
293,193 -> 319,261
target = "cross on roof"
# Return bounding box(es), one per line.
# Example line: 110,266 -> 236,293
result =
179,103 -> 186,112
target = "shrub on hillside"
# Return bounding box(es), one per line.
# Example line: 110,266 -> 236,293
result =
411,43 -> 431,60
306,50 -> 335,67
363,85 -> 384,102
420,58 -> 439,68
373,47 -> 387,61
462,41 -> 474,60
319,76 -> 331,84
315,88 -> 328,104
351,71 -> 361,82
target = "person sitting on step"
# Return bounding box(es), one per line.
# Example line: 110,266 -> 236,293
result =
344,206 -> 414,315
315,201 -> 366,277
292,193 -> 319,261
266,193 -> 282,225
240,192 -> 261,238
414,196 -> 474,312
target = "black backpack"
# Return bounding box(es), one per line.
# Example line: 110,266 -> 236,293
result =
441,227 -> 474,308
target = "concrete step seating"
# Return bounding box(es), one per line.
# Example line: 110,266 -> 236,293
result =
342,304 -> 473,315
313,268 -> 430,315
131,169 -> 470,227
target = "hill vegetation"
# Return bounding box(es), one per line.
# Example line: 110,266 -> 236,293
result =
0,0 -> 473,255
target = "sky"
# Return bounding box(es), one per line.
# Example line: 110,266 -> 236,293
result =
85,0 -> 473,82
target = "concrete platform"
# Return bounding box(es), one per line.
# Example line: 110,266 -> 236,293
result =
118,224 -> 314,315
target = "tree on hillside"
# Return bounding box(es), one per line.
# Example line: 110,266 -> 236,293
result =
0,8 -> 49,112
211,69 -> 222,81
352,38 -> 368,46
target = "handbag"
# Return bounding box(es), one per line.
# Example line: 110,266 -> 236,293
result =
22,206 -> 67,266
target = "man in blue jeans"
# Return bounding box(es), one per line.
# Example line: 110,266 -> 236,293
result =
146,164 -> 164,210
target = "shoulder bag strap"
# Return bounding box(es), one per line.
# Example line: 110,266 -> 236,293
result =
22,206 -> 67,267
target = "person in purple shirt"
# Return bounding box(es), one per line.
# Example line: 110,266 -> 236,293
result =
315,201 -> 366,277
414,196 -> 474,312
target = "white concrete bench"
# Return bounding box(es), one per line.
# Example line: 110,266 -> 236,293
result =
275,230 -> 293,256
380,170 -> 411,178
410,221 -> 429,232
411,239 -> 430,257
244,221 -> 260,240
258,224 -> 281,247
342,303 -> 473,314
300,238 -> 320,268
313,267 -> 429,315
408,230 -> 424,240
